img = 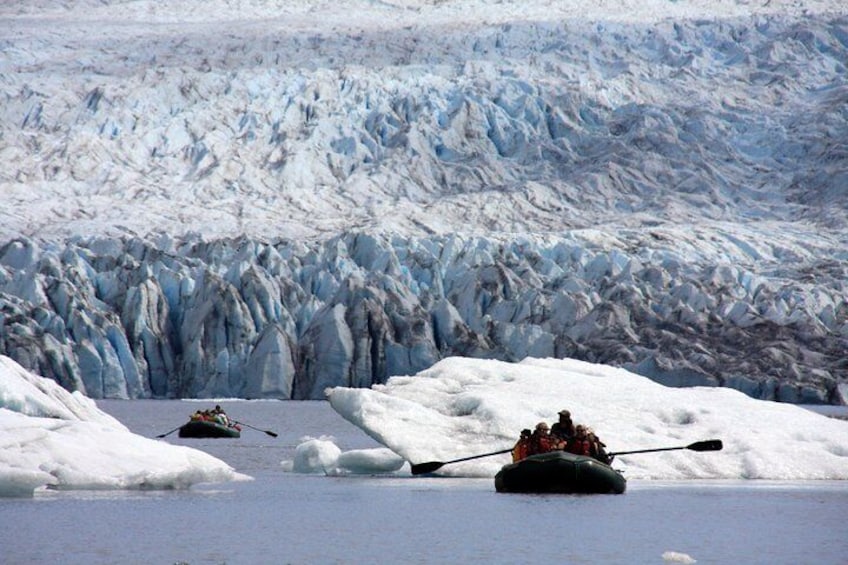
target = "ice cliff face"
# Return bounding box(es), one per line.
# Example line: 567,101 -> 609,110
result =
1,231 -> 845,402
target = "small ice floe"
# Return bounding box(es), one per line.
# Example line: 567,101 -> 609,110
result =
662,551 -> 697,563
284,436 -> 405,475
337,448 -> 405,474
287,436 -> 342,474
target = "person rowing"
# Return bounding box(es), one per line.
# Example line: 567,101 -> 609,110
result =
550,409 -> 575,442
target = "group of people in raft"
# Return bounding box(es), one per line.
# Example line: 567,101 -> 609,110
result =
511,409 -> 613,465
189,405 -> 239,429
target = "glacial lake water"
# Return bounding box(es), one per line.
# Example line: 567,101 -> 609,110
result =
4,399 -> 847,565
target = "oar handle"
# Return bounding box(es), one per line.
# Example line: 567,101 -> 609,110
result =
608,439 -> 723,457
442,447 -> 514,465
233,421 -> 278,438
155,426 -> 182,439
411,447 -> 514,475
608,446 -> 684,456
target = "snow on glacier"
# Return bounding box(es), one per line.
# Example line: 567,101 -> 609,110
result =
1,0 -> 845,240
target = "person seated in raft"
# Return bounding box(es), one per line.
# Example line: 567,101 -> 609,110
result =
528,422 -> 564,456
511,428 -> 533,462
566,426 -> 614,464
585,428 -> 614,465
565,425 -> 590,456
550,409 -> 576,442
211,405 -> 229,426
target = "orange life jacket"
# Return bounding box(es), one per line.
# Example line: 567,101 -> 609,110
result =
512,438 -> 531,462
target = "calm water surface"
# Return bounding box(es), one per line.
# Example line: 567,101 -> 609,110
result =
4,400 -> 846,564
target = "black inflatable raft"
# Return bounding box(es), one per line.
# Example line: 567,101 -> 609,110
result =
495,451 -> 626,494
178,419 -> 241,438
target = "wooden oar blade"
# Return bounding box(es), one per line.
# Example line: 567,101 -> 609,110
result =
410,461 -> 444,476
687,439 -> 723,452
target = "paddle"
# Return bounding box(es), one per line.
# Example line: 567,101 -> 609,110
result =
410,447 -> 514,476
155,425 -> 183,439
607,439 -> 723,457
233,420 -> 278,438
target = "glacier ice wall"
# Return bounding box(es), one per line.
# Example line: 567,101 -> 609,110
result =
1,231 -> 845,402
1,4 -> 846,401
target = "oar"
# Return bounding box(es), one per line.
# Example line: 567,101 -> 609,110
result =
410,447 -> 514,476
155,425 -> 183,439
232,420 -> 278,438
608,439 -> 723,457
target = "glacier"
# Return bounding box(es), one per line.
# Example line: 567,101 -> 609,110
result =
0,0 -> 846,402
1,230 -> 844,402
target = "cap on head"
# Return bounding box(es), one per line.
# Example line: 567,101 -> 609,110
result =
558,410 -> 571,417
535,422 -> 549,431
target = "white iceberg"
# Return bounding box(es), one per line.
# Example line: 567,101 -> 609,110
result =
284,435 -> 405,475
326,357 -> 848,480
0,356 -> 250,497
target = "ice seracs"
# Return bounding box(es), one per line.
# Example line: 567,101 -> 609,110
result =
1,232 -> 844,404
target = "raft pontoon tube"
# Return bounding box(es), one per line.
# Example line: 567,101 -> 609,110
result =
495,451 -> 626,494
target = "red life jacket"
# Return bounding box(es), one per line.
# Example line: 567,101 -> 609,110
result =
529,434 -> 557,455
567,438 -> 591,456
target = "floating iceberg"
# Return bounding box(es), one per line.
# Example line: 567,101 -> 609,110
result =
283,435 -> 405,475
326,357 -> 848,480
0,356 -> 249,497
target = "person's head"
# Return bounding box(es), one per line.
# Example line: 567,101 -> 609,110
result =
535,422 -> 550,434
558,409 -> 571,422
575,425 -> 587,437
521,429 -> 532,438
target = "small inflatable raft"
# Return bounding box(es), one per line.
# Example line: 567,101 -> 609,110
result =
494,451 -> 626,494
178,419 -> 241,438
